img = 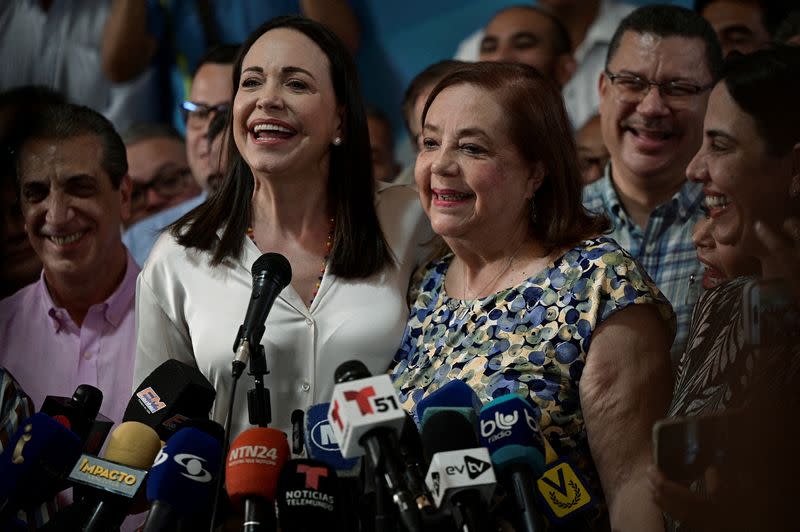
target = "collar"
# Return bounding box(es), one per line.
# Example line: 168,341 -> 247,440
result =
595,164 -> 704,225
40,252 -> 140,332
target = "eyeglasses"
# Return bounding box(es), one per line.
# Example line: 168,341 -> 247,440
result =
180,101 -> 230,128
604,70 -> 713,105
131,168 -> 193,210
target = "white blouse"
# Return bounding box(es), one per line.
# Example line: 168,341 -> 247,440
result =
134,185 -> 433,439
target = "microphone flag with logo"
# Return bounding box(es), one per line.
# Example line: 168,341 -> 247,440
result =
142,427 -> 222,531
276,458 -> 340,532
123,359 -> 216,441
226,427 -> 289,532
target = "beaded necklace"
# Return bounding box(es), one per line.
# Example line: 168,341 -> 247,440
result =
246,217 -> 334,306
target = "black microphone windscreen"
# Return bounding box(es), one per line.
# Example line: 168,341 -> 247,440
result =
123,360 -> 216,441
333,360 -> 370,384
178,418 -> 225,444
252,252 -> 292,287
422,410 -> 479,457
71,385 -> 103,420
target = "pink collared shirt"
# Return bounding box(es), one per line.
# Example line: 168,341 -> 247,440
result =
0,253 -> 140,426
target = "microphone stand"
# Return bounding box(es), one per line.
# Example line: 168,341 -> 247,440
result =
246,344 -> 272,427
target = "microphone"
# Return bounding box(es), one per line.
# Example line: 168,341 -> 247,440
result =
0,413 -> 83,527
123,359 -> 216,441
142,427 -> 223,532
232,253 -> 292,378
415,379 -> 482,428
40,385 -> 113,454
422,410 -> 496,532
226,427 -> 290,531
275,458 -> 340,531
304,403 -> 362,531
63,421 -> 162,532
398,414 -> 434,512
328,360 -> 422,532
291,409 -> 305,456
478,395 -> 546,532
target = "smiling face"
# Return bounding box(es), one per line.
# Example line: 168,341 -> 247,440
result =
686,82 -> 796,254
415,83 -> 539,246
692,215 -> 760,289
233,28 -> 342,181
18,134 -> 131,286
599,32 -> 712,187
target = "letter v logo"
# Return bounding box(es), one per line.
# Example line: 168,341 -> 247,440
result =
464,455 -> 491,479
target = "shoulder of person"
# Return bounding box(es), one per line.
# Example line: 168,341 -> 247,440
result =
376,182 -> 420,208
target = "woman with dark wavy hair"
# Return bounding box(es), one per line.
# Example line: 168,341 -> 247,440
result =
390,62 -> 676,530
133,16 -> 431,438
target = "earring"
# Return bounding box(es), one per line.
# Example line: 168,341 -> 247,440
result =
333,137 -> 342,146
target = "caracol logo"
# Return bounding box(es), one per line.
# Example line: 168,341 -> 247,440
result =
175,453 -> 212,482
311,420 -> 339,452
136,387 -> 166,414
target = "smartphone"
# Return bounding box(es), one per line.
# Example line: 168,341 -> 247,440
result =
653,411 -> 742,485
741,278 -> 800,349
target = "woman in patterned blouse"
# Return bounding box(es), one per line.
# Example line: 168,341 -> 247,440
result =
390,62 -> 676,531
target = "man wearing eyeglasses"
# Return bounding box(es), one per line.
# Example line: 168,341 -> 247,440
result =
583,5 -> 724,363
122,124 -> 201,228
122,45 -> 237,267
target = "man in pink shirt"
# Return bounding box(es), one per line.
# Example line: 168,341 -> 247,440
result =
0,102 -> 138,427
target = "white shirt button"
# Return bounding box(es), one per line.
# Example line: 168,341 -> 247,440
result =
305,318 -> 314,326
301,381 -> 311,392
83,351 -> 92,360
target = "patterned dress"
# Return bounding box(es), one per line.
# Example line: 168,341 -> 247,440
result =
391,237 -> 675,517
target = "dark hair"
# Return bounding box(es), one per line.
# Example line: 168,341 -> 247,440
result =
1,86 -> 67,181
695,0 -> 791,38
402,60 -> 466,143
607,5 -> 724,79
172,16 -> 392,277
421,62 -> 609,250
121,122 -> 183,145
775,10 -> 800,43
192,44 -> 241,78
719,45 -> 800,156
486,5 -> 573,55
13,102 -> 127,189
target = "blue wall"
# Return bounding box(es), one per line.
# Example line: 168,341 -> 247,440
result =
351,0 -> 693,159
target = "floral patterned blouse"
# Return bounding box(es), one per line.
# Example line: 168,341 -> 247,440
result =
390,237 -> 675,514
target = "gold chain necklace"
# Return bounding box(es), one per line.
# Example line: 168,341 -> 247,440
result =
457,242 -> 524,319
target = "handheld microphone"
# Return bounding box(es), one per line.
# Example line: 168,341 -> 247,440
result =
232,253 -> 292,378
226,427 -> 290,532
328,360 -> 422,532
40,384 -> 113,455
0,413 -> 83,526
142,427 -> 223,532
276,458 -> 340,531
415,379 -> 482,428
291,409 -> 305,456
123,359 -> 216,441
59,421 -> 162,532
422,410 -> 496,532
479,395 -> 546,532
305,403 -> 362,531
